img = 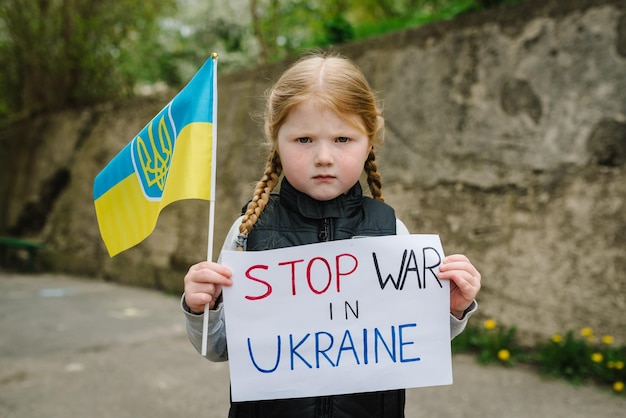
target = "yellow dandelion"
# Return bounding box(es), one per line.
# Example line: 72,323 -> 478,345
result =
601,335 -> 614,345
613,381 -> 624,393
484,319 -> 497,330
580,327 -> 594,338
551,334 -> 562,343
591,352 -> 603,363
498,349 -> 511,362
615,361 -> 624,370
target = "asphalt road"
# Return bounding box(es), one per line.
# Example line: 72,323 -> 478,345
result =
1,272 -> 624,417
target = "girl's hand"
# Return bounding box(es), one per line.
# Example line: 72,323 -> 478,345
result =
437,254 -> 481,319
183,261 -> 233,314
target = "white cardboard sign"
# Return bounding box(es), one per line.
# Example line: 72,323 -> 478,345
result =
221,234 -> 451,402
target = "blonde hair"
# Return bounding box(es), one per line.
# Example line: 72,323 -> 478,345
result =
239,52 -> 385,242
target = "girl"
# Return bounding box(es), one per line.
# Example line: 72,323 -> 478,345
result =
182,52 -> 481,418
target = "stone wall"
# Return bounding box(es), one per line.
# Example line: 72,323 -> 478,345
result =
1,0 -> 624,344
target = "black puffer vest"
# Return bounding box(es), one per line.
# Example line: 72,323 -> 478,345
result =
230,178 -> 403,418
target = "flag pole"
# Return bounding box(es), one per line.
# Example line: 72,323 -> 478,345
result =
202,53 -> 219,357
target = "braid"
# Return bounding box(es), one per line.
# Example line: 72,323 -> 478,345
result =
364,149 -> 384,202
239,151 -> 283,240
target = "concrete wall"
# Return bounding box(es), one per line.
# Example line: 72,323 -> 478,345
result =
1,0 -> 624,344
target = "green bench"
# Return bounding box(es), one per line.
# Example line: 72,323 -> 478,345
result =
0,236 -> 46,271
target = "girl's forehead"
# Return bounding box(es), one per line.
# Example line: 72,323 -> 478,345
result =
287,100 -> 365,129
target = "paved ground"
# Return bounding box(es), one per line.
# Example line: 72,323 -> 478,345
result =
1,272 -> 624,417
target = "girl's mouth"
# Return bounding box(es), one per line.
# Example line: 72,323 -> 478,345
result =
313,175 -> 336,182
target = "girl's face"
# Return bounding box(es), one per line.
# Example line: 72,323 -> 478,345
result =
277,100 -> 371,201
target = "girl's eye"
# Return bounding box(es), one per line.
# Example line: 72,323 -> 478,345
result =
297,137 -> 312,143
336,137 -> 350,143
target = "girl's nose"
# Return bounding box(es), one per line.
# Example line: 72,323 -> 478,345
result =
314,141 -> 334,166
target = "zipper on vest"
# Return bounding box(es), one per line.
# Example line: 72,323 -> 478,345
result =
318,218 -> 331,242
317,395 -> 332,417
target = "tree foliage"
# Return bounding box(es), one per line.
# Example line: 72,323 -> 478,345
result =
249,0 -> 353,63
247,0 -> 524,63
0,0 -> 524,119
0,0 -> 175,118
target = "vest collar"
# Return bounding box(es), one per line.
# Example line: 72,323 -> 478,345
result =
279,178 -> 363,220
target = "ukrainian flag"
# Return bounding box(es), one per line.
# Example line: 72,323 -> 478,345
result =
94,55 -> 218,257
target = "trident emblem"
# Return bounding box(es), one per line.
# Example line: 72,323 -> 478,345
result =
135,114 -> 173,198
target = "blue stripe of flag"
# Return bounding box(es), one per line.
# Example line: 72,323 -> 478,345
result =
93,142 -> 135,200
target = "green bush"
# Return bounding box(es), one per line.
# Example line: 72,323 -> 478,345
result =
453,320 -> 626,395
